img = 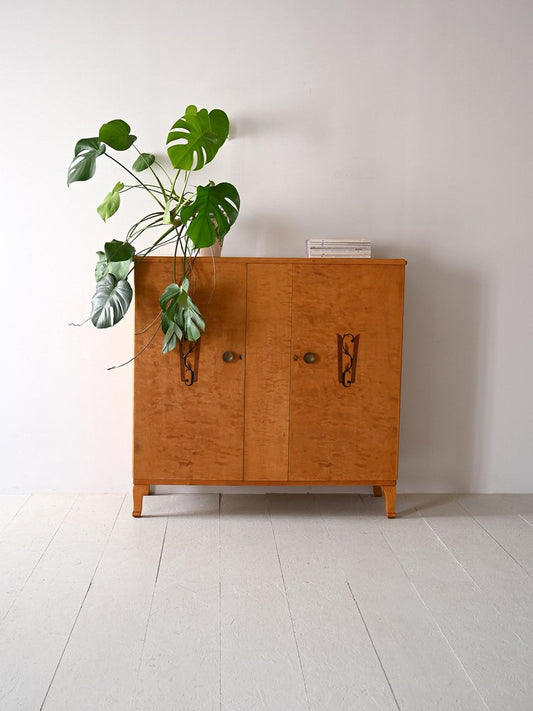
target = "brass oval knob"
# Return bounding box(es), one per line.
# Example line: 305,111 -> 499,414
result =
222,351 -> 235,363
303,352 -> 316,364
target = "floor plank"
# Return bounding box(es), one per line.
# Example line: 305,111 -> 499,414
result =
220,495 -> 308,711
374,495 -> 533,711
1,492 -> 532,711
0,494 -> 124,711
411,494 -> 533,649
457,494 -> 533,576
0,494 -> 30,532
268,494 -> 399,711
0,494 -> 77,620
320,495 -> 488,711
41,495 -> 168,711
130,494 -> 220,711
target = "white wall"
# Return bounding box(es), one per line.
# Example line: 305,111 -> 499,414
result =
1,0 -> 532,493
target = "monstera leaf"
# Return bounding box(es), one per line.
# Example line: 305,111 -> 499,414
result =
67,138 -> 105,186
97,182 -> 124,221
99,120 -> 137,151
167,106 -> 229,171
180,182 -> 240,248
94,240 -> 135,281
90,274 -> 133,328
132,153 -> 155,172
159,280 -> 205,350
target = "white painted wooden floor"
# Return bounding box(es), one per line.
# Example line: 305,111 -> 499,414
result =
1,493 -> 533,710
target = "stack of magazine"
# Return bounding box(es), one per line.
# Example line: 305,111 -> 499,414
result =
306,239 -> 371,258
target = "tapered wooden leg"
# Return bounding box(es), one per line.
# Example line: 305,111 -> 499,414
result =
132,485 -> 150,517
382,485 -> 396,518
373,486 -> 383,497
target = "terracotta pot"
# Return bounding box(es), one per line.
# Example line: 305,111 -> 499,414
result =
198,238 -> 223,257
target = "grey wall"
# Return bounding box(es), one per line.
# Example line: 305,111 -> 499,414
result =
1,0 -> 532,492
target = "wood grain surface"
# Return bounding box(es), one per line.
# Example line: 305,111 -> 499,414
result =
244,264 -> 292,480
133,259 -> 246,483
132,258 -> 405,517
289,263 -> 405,481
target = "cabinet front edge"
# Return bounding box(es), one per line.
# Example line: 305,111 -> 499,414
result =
134,257 -> 407,265
133,478 -> 398,487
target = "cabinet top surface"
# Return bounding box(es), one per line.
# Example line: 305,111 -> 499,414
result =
137,256 -> 407,265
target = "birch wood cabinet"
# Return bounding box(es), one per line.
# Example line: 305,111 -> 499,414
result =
132,257 -> 405,518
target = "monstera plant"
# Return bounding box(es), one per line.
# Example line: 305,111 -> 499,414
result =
67,105 -> 240,353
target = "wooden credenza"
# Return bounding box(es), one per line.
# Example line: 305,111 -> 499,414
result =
132,257 -> 405,518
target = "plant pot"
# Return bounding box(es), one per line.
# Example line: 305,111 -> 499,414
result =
198,238 -> 223,257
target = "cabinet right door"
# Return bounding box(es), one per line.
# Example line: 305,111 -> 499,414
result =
289,263 -> 405,481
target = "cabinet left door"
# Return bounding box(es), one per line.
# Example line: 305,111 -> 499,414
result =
133,258 -> 246,482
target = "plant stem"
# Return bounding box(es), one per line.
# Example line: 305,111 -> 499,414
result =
104,153 -> 165,210
107,318 -> 162,369
170,168 -> 182,199
127,213 -> 165,241
154,160 -> 173,185
127,225 -> 177,276
176,169 -> 191,210
128,221 -> 165,243
132,145 -> 168,202
122,184 -> 166,196
173,224 -> 186,283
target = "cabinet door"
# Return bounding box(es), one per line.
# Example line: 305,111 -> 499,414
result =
289,264 -> 404,481
244,263 -> 292,480
133,259 -> 246,482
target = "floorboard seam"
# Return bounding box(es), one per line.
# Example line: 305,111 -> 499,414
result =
418,509 -> 532,638
518,514 -> 533,529
0,494 -> 31,534
39,493 -> 126,710
345,581 -> 401,711
129,514 -> 169,710
417,512 -> 480,587
380,528 -> 491,711
2,495 -> 78,624
456,500 -> 533,578
268,500 -> 311,711
408,581 -> 491,711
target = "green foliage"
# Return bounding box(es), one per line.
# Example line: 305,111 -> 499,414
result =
95,240 -> 135,281
97,182 -> 124,221
132,153 -> 155,172
163,199 -> 179,226
167,105 -> 229,171
99,120 -> 137,151
159,280 -> 206,351
68,104 -> 240,355
90,274 -> 133,328
67,138 -> 105,186
180,182 -> 240,248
